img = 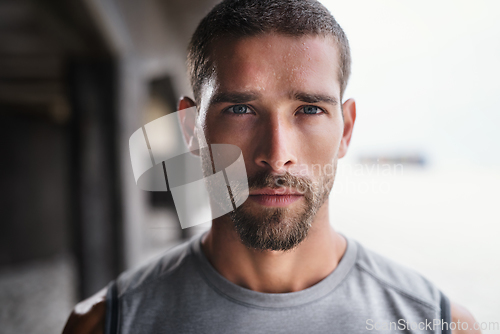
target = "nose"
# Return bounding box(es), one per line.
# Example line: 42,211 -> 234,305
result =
253,114 -> 298,172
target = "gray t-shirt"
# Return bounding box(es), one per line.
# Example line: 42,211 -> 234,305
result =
105,233 -> 451,333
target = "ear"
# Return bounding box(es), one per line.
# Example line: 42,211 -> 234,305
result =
177,96 -> 200,155
338,98 -> 356,159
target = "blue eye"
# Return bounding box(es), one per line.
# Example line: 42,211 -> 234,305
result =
228,105 -> 249,114
303,106 -> 320,114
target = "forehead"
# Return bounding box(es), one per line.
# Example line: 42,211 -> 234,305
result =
207,34 -> 341,101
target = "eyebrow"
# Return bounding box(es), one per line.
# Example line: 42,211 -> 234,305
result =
292,92 -> 338,105
208,90 -> 338,107
209,91 -> 261,106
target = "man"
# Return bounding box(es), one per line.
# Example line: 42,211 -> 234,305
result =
63,0 -> 480,333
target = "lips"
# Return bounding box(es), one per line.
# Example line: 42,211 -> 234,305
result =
249,187 -> 302,196
249,187 -> 303,207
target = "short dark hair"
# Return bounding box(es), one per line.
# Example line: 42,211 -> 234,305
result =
187,0 -> 351,105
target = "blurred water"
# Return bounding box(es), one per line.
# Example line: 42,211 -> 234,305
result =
330,162 -> 500,332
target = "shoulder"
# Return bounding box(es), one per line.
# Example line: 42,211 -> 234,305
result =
116,235 -> 199,298
62,287 -> 106,334
451,302 -> 482,334
350,240 -> 481,333
351,240 -> 443,310
62,235 -> 201,334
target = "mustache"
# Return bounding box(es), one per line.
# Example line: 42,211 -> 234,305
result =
248,170 -> 313,194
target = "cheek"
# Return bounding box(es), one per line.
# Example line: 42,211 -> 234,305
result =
297,119 -> 343,158
204,115 -> 251,145
202,115 -> 258,172
292,122 -> 343,178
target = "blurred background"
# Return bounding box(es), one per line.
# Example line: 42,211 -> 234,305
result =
0,0 -> 498,333
326,1 -> 500,332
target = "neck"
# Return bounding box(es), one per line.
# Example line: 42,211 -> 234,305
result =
201,203 -> 347,293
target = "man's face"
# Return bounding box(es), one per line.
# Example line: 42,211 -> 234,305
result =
197,34 -> 348,251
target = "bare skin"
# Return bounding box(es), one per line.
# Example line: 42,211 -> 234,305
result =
63,288 -> 106,334
62,34 -> 481,334
451,303 -> 483,334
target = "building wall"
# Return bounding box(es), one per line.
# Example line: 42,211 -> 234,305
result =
0,0 -> 220,332
86,0 -> 220,269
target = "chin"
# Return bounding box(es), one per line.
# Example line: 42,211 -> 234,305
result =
229,202 -> 315,251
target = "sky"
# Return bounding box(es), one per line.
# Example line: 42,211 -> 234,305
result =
320,0 -> 500,169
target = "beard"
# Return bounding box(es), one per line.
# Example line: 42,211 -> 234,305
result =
229,167 -> 335,251
199,142 -> 336,251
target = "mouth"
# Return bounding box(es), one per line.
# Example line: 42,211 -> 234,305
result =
248,187 -> 303,207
